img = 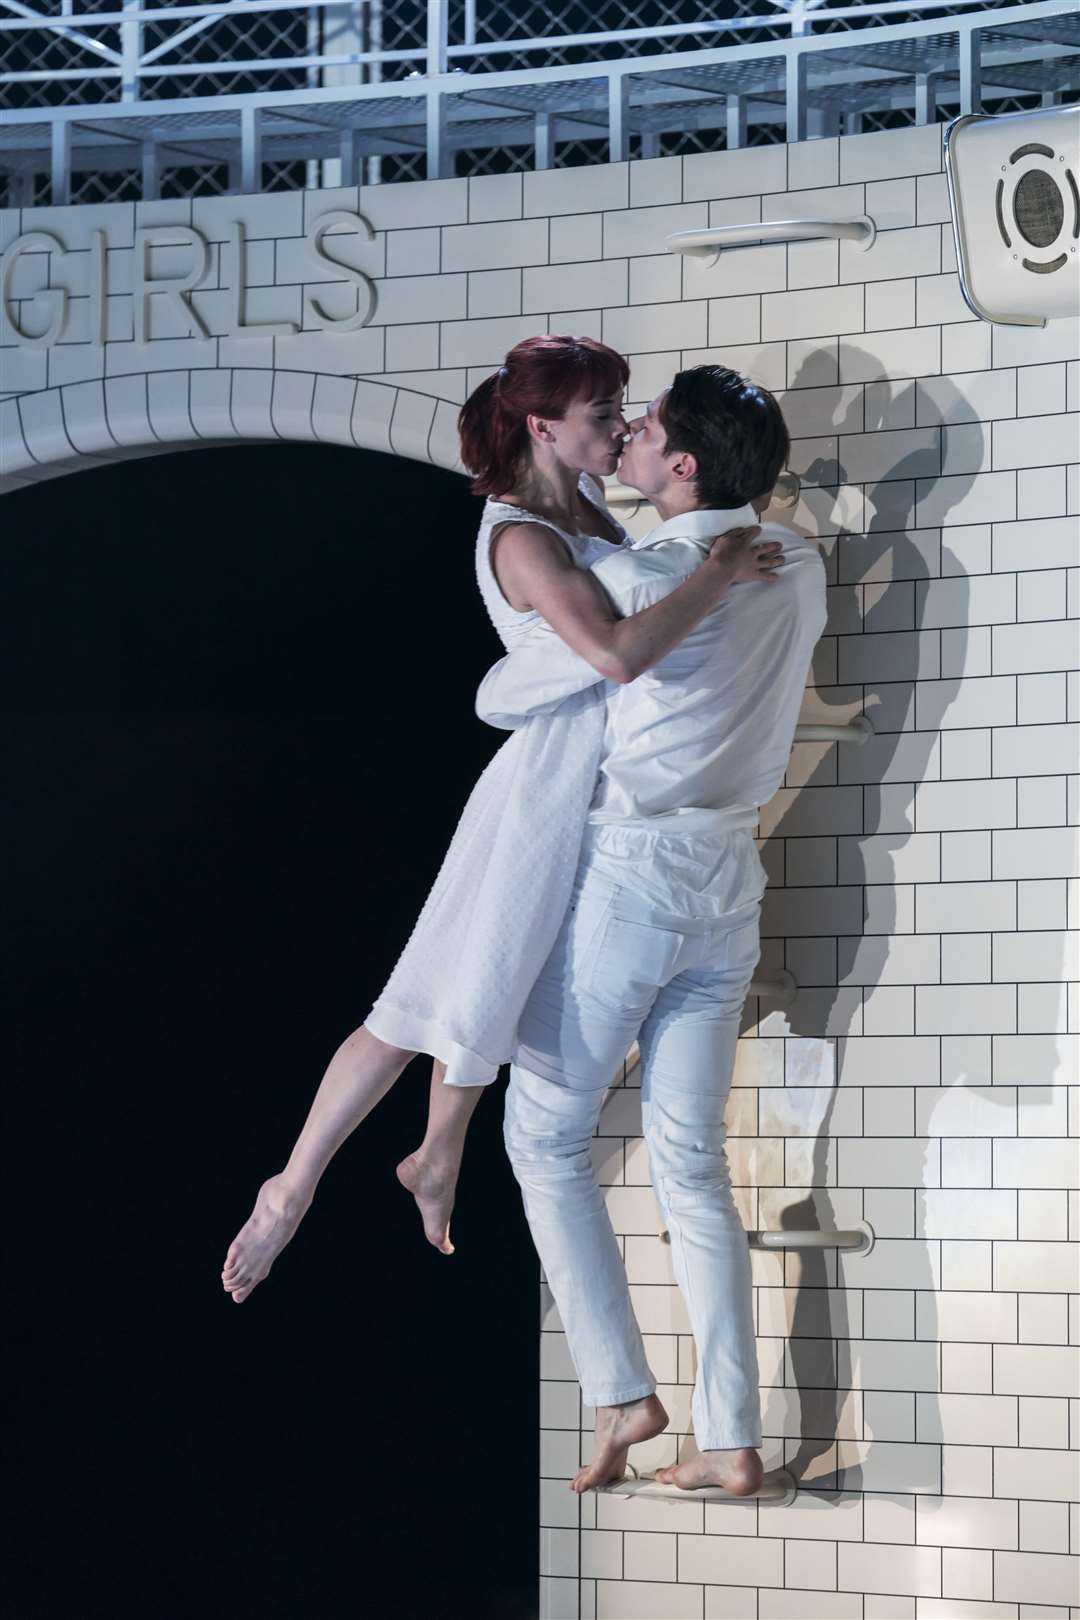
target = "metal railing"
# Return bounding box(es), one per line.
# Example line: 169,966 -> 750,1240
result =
1,0 -> 1076,203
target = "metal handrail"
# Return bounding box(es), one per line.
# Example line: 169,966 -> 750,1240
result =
661,1221 -> 876,1253
750,1222 -> 876,1254
666,216 -> 877,265
794,717 -> 874,746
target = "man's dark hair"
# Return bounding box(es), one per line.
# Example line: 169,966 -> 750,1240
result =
658,365 -> 790,508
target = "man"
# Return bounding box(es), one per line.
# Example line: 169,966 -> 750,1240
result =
476,365 -> 827,1496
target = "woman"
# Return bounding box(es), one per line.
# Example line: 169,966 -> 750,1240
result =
222,336 -> 779,1301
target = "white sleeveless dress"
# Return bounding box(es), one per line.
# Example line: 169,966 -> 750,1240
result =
366,475 -> 632,1086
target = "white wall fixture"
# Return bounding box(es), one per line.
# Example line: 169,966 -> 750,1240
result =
749,969 -> 797,1005
750,1221 -> 876,1255
666,216 -> 876,267
945,101 -> 1080,326
794,716 -> 874,746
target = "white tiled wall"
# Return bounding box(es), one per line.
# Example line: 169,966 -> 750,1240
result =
1,123 -> 1077,1620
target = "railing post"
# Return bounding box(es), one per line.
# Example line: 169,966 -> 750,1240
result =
142,137 -> 159,201
915,71 -> 937,126
51,120 -> 71,205
464,0 -> 476,48
958,24 -> 982,115
609,71 -> 631,164
786,46 -> 807,143
726,93 -> 746,150
534,110 -> 552,170
426,89 -> 448,179
120,0 -> 140,100
240,105 -> 261,193
427,0 -> 448,76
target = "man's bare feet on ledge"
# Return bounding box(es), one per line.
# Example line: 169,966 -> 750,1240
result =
395,1152 -> 459,1254
221,1174 -> 311,1304
654,1446 -> 763,1496
572,1393 -> 669,1494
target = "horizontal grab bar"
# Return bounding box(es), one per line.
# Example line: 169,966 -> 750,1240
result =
601,1465 -> 796,1507
749,969 -> 797,1006
661,1221 -> 875,1254
666,216 -> 876,264
751,1221 -> 876,1255
794,716 -> 874,746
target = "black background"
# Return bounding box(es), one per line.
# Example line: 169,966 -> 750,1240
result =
4,443 -> 540,1620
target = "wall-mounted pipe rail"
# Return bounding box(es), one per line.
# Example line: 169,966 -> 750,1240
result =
749,970 -> 797,1006
794,716 -> 874,746
601,1466 -> 797,1506
750,1222 -> 876,1255
666,216 -> 877,266
661,1222 -> 875,1253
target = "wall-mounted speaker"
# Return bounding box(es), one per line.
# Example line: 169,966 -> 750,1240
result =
944,103 -> 1080,327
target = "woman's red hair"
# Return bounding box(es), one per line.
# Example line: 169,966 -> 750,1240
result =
458,334 -> 630,499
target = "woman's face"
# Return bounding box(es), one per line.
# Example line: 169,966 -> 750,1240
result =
541,388 -> 628,480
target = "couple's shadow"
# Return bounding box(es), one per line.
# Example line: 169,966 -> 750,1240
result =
579,344 -> 1046,1511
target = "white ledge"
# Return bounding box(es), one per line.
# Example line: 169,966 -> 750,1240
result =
794,716 -> 874,746
666,216 -> 876,263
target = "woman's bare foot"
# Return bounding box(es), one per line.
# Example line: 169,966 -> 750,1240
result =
395,1152 -> 458,1254
221,1174 -> 312,1304
572,1394 -> 669,1493
654,1446 -> 763,1496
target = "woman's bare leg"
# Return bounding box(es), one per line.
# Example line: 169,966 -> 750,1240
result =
395,1059 -> 485,1254
222,1024 -> 415,1303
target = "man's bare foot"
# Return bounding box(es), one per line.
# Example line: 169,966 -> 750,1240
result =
221,1174 -> 311,1304
654,1446 -> 763,1496
395,1152 -> 458,1254
572,1393 -> 669,1493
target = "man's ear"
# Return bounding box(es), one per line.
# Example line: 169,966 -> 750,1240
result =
669,449 -> 698,486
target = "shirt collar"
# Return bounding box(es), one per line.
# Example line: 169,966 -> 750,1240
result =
631,503 -> 758,552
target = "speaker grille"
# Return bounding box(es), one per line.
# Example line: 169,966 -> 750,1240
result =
1014,169 -> 1064,249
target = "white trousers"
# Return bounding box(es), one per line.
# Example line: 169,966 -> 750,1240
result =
504,833 -> 763,1450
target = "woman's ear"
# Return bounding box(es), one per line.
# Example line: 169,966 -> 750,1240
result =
525,413 -> 555,445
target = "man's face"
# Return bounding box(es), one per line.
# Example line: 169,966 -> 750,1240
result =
617,390 -> 681,497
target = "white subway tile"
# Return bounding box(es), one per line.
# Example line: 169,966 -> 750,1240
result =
759,284 -> 864,342
916,471 -> 1017,529
916,1495 -> 1018,1550
915,985 -> 1017,1036
994,1446 -> 1080,1502
916,675 -> 1017,731
993,413 -> 1079,472
993,516 -> 1078,574
916,1086 -> 1017,1137
837,1541 -> 940,1597
1018,1498 -> 1070,1554
549,213 -> 602,264
993,1551 -> 1078,1608
992,827 -> 1080,881
840,326 -> 942,382
866,279 -> 916,332
683,145 -> 787,202
843,1239 -> 941,1292
917,1290 -> 1017,1344
918,1190 -> 1017,1240
993,1242 -> 1080,1294
523,259 -> 627,315
994,1344 -> 1079,1398
602,300 -> 707,354
993,619 -> 1080,678
1018,1291 -> 1069,1344
840,125 -> 943,184
943,321 -> 992,374
994,1033 -> 1077,1088
915,778 -> 1016,833
842,225 -> 939,284
677,1531 -> 783,1586
941,1546 -> 994,1602
918,1393 -> 1018,1446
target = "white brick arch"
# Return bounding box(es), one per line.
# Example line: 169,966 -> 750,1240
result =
0,370 -> 466,493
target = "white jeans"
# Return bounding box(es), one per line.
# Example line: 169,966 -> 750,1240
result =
504,832 -> 763,1451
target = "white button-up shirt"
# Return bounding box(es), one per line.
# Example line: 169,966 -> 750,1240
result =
476,504 -> 827,845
